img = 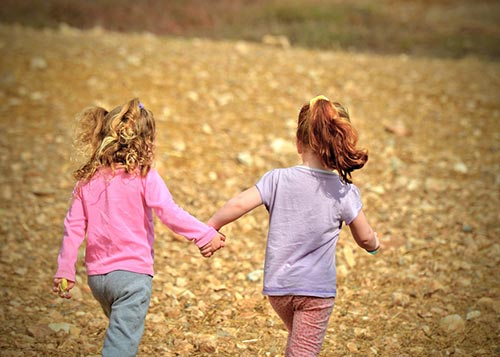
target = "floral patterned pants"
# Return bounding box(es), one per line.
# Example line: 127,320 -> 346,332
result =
268,295 -> 335,357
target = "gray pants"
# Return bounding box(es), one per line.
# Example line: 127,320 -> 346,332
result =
88,270 -> 152,357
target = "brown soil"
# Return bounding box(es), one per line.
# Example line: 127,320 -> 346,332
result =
0,24 -> 498,356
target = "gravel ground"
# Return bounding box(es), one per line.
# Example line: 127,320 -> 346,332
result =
0,24 -> 498,356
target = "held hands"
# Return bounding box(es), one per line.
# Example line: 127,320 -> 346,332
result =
52,277 -> 75,299
199,232 -> 226,258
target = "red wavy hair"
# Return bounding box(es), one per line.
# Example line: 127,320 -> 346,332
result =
296,98 -> 368,183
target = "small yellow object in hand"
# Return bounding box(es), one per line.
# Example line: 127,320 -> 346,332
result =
59,278 -> 68,296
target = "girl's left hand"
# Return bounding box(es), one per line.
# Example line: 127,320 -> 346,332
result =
52,277 -> 75,299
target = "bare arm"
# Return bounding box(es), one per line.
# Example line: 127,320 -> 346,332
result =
348,209 -> 380,252
208,186 -> 263,230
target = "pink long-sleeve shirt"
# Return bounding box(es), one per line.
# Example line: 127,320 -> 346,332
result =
55,168 -> 217,281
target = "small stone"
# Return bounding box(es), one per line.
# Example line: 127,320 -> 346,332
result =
30,56 -> 48,70
391,292 -> 410,307
48,322 -> 71,334
353,327 -> 367,337
126,55 -> 142,66
453,162 -> 468,174
179,289 -> 196,299
208,171 -> 218,181
439,314 -> 465,334
235,41 -> 250,54
197,334 -> 217,353
246,269 -> 264,282
172,140 -> 186,152
462,224 -> 473,233
466,310 -> 481,320
27,324 -> 53,338
14,267 -> 28,276
202,123 -> 213,135
424,280 -> 445,296
236,152 -> 253,166
370,185 -> 385,195
346,342 -> 359,353
477,297 -> 500,313
270,138 -> 295,154
176,277 -> 188,287
187,91 -> 199,101
69,325 -> 81,338
422,325 -> 431,336
29,91 -> 45,101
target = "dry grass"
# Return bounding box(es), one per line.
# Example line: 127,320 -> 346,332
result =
0,0 -> 499,59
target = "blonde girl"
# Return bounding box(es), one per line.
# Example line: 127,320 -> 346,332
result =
207,95 -> 379,356
52,98 -> 224,356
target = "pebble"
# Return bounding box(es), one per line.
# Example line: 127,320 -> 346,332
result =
346,342 -> 359,353
197,334 -> 217,353
26,324 -> 53,338
30,56 -> 48,70
421,325 -> 431,336
466,310 -> 481,320
453,162 -> 468,174
270,138 -> 295,154
172,140 -> 186,152
439,314 -> 465,334
48,322 -> 71,334
461,224 -> 473,233
246,269 -> 264,282
236,151 -> 253,166
477,297 -> 500,313
391,292 -> 410,307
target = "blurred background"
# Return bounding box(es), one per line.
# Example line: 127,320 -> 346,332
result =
1,0 -> 499,59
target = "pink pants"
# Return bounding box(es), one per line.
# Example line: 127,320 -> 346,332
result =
268,295 -> 335,357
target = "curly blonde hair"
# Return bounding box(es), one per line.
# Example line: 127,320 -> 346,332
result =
73,98 -> 156,183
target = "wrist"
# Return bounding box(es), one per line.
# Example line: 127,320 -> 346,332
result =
366,235 -> 380,254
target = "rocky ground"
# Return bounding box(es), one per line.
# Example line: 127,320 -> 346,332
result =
0,24 -> 498,356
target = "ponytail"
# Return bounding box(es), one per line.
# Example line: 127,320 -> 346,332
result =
297,96 -> 368,183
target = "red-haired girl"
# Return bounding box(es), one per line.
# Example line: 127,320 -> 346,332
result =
207,95 -> 379,356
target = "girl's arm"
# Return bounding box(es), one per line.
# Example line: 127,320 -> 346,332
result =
208,186 -> 263,230
348,209 -> 380,252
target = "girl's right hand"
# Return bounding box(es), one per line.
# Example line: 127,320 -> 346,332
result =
53,277 -> 75,299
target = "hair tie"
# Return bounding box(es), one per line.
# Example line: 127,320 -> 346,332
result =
139,102 -> 145,109
309,95 -> 329,109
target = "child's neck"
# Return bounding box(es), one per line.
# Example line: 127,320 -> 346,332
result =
300,150 -> 332,171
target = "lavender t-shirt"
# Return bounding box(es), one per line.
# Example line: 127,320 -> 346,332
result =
256,165 -> 362,297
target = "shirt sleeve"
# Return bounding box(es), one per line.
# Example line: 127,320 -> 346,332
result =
255,169 -> 276,208
144,170 -> 217,248
54,186 -> 87,281
341,184 -> 363,225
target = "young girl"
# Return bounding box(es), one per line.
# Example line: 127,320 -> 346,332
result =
206,95 -> 380,356
52,98 -> 225,356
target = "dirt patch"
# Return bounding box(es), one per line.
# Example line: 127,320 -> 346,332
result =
0,24 -> 498,356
